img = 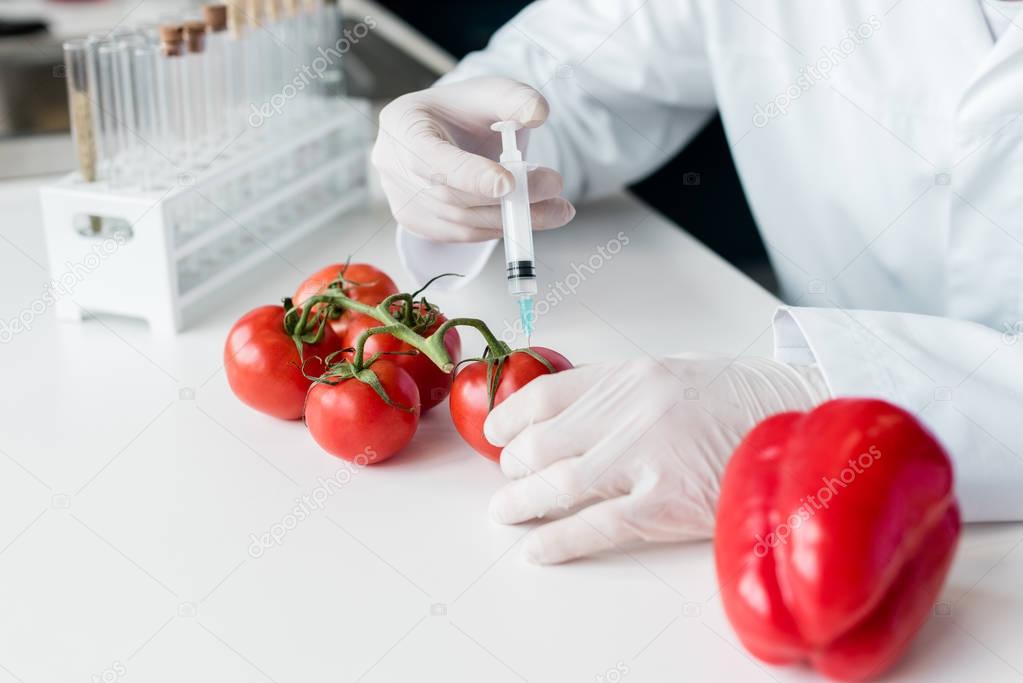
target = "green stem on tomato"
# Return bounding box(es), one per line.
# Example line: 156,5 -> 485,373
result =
381,292 -> 414,319
296,293 -> 380,325
294,291 -> 511,375
282,297 -> 329,357
351,323 -> 404,368
433,318 -> 510,358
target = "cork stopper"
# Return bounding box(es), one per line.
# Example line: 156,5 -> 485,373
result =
203,5 -> 228,32
226,0 -> 245,37
246,0 -> 264,27
283,0 -> 301,16
265,0 -> 281,22
183,21 -> 207,53
159,24 -> 184,56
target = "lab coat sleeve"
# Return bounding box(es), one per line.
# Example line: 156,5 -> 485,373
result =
773,306 -> 1023,523
397,0 -> 716,289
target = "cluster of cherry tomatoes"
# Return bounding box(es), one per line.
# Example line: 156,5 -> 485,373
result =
223,262 -> 572,465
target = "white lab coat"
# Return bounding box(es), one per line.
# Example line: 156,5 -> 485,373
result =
397,0 -> 1023,522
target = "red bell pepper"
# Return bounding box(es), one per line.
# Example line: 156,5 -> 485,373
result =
714,398 -> 960,681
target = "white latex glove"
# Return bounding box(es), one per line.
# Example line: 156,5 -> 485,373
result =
371,76 -> 576,243
483,355 -> 832,565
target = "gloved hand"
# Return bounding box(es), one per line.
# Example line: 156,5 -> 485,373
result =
371,76 -> 576,243
483,354 -> 832,564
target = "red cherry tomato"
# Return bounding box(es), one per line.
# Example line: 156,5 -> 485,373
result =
342,304 -> 461,412
449,347 -> 572,461
293,263 -> 399,337
304,360 -> 421,463
224,305 -> 342,420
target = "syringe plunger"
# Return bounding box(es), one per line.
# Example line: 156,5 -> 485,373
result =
490,120 -> 536,294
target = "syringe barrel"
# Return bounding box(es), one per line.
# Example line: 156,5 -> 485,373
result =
501,159 -> 536,294
507,274 -> 538,297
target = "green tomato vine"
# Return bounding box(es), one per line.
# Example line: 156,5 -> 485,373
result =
285,271 -> 554,409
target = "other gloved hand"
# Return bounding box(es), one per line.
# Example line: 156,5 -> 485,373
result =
483,354 -> 832,564
371,76 -> 575,243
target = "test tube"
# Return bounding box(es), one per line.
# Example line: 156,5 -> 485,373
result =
267,2 -> 289,130
118,35 -> 154,183
263,0 -> 286,107
224,0 -> 249,143
130,41 -> 166,189
184,20 -> 221,238
304,0 -> 327,112
239,0 -> 268,141
244,0 -> 269,140
92,41 -> 132,186
203,5 -> 230,156
62,40 -> 97,183
302,0 -> 322,120
183,21 -> 209,168
279,0 -> 306,123
148,40 -> 176,181
265,0 -> 301,180
159,25 -> 187,166
293,0 -> 313,84
319,0 -> 345,100
249,0 -> 285,190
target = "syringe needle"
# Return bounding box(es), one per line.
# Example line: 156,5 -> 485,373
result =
519,295 -> 535,346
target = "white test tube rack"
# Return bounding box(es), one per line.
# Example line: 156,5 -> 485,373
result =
38,99 -> 371,335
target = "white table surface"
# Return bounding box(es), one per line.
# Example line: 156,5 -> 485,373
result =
1,178 -> 1021,683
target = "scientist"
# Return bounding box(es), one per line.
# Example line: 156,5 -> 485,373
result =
371,0 -> 1023,564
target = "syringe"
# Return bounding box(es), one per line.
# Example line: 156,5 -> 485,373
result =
491,120 -> 538,342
